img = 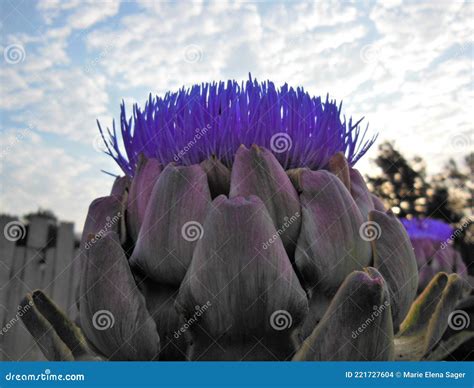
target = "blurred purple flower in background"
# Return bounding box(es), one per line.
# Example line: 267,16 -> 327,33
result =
401,218 -> 454,242
402,218 -> 468,292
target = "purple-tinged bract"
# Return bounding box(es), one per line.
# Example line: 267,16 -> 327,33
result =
98,75 -> 377,176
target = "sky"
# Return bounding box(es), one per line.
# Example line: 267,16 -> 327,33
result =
0,0 -> 473,230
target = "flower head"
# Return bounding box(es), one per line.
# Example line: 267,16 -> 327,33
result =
401,218 -> 467,292
20,78 -> 470,363
98,75 -> 377,176
401,218 -> 454,242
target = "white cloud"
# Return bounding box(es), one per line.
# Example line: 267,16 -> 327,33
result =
1,64 -> 110,142
0,128 -> 115,229
1,0 -> 473,228
37,0 -> 120,29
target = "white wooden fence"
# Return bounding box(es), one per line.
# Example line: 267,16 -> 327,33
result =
0,214 -> 81,361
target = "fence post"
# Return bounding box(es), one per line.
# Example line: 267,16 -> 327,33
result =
0,215 -> 78,360
0,215 -> 20,360
52,222 -> 75,312
1,246 -> 26,360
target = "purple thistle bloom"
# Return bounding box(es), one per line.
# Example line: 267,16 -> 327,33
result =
98,75 -> 377,176
401,218 -> 454,242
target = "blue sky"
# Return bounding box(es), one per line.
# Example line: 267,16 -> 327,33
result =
0,0 -> 472,229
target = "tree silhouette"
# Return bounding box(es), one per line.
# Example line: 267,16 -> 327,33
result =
367,142 -> 472,274
366,142 -> 430,218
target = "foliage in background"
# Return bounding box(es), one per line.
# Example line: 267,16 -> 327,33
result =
366,141 -> 473,273
24,208 -> 58,223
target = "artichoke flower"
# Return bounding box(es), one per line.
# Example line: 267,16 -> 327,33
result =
21,77 -> 471,361
401,218 -> 468,292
